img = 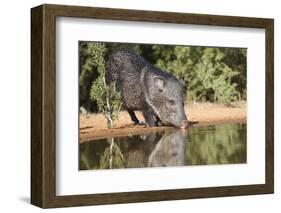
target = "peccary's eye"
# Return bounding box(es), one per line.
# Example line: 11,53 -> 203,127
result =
169,100 -> 175,105
158,89 -> 163,93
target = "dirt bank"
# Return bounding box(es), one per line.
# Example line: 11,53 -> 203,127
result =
80,102 -> 246,142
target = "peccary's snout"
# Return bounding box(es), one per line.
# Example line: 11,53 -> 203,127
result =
180,120 -> 188,129
169,112 -> 188,129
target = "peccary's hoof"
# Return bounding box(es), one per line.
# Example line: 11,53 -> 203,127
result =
156,121 -> 164,127
139,121 -> 146,125
133,121 -> 146,126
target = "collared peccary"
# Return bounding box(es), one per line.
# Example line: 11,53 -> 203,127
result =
105,49 -> 188,128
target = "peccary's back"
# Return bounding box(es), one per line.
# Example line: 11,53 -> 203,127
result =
105,49 -> 148,110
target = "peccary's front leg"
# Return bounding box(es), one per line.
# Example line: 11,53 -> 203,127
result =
127,110 -> 140,124
143,109 -> 157,127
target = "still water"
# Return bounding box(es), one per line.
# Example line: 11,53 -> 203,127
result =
79,123 -> 246,170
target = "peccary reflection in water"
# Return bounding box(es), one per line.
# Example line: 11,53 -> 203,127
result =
126,130 -> 187,168
79,130 -> 187,169
148,130 -> 187,167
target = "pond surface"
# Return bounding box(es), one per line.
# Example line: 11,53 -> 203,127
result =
79,123 -> 246,170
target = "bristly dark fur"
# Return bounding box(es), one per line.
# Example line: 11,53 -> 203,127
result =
105,49 -> 187,127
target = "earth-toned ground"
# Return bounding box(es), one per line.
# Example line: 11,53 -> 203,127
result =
80,101 -> 246,142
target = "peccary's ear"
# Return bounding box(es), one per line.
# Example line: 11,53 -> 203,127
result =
153,76 -> 166,92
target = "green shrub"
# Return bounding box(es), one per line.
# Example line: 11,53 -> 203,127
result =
88,43 -> 122,128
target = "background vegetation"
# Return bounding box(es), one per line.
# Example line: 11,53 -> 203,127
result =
79,42 -> 247,113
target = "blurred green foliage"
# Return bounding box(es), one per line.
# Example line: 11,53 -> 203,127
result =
186,123 -> 246,165
79,42 -> 246,112
149,46 -> 246,104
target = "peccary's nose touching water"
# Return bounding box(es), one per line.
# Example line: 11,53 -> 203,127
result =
105,49 -> 188,128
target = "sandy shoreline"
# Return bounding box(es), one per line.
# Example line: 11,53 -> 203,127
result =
80,102 -> 246,142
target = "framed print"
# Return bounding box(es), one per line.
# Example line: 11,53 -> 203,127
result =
31,4 -> 274,208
